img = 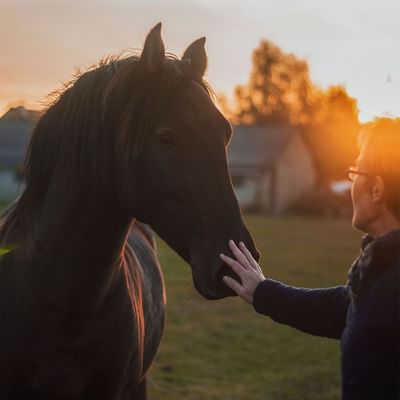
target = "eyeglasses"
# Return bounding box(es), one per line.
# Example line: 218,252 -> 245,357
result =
346,167 -> 373,181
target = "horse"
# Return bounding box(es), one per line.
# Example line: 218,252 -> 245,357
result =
0,23 -> 259,399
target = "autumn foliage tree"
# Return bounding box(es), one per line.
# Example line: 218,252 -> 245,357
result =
304,86 -> 360,184
223,39 -> 360,187
229,40 -> 315,125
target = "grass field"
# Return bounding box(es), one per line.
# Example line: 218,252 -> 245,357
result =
0,203 -> 361,399
148,215 -> 361,400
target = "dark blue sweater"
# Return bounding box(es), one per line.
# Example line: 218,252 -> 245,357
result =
253,229 -> 400,400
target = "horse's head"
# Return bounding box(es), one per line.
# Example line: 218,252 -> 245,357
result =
107,24 -> 259,300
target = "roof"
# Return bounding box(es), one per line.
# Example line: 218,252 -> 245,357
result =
1,106 -> 42,123
228,124 -> 297,173
0,120 -> 34,167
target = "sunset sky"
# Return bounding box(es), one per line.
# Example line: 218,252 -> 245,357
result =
1,0 -> 399,122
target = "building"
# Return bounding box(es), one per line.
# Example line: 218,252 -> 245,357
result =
228,124 -> 316,214
0,111 -> 316,212
1,106 -> 41,123
0,107 -> 38,203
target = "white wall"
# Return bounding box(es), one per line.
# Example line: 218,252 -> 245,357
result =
274,134 -> 316,214
232,177 -> 258,209
0,170 -> 23,202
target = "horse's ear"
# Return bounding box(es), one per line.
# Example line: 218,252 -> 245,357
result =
182,37 -> 207,80
141,23 -> 165,74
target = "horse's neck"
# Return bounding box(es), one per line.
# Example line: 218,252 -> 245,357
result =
28,187 -> 133,311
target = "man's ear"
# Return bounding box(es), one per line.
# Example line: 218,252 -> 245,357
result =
371,176 -> 385,204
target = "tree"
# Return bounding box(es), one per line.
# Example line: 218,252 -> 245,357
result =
223,40 -> 360,187
303,86 -> 360,185
230,40 -> 315,125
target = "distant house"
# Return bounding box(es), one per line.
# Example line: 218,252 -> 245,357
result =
0,107 -> 38,203
228,124 -> 316,214
1,106 -> 41,123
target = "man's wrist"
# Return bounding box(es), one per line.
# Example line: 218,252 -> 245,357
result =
252,278 -> 283,315
252,278 -> 269,306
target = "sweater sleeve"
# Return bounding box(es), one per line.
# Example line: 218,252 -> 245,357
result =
252,279 -> 351,339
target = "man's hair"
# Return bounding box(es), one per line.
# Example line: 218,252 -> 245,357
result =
358,117 -> 400,219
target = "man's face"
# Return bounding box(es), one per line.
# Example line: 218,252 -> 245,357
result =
351,145 -> 377,233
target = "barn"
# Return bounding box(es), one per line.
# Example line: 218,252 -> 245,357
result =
0,110 -> 317,213
228,124 -> 317,214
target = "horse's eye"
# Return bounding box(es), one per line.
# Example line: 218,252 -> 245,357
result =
158,131 -> 175,147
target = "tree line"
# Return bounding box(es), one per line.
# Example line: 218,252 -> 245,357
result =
219,40 -> 362,187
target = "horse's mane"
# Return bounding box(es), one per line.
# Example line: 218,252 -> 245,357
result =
0,52 -> 212,245
0,50 -> 213,386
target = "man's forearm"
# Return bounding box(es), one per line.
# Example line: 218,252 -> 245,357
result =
253,279 -> 350,339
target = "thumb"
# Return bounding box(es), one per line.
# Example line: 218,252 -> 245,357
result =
223,276 -> 243,295
223,276 -> 252,304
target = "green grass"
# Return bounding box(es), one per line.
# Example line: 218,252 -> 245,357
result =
148,215 -> 361,400
0,202 -> 361,399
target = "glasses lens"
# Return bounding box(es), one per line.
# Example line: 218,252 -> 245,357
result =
347,167 -> 356,181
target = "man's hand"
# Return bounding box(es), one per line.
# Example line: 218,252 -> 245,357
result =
220,240 -> 266,304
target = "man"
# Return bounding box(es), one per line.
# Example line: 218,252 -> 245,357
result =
221,118 -> 400,399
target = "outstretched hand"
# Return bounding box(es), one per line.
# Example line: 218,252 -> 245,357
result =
220,240 -> 266,304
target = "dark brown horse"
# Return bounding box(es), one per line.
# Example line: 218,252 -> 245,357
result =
0,24 -> 259,399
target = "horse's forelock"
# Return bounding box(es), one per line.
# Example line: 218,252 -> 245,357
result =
104,55 -> 189,163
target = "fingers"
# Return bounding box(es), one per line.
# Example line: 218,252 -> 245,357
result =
228,240 -> 251,269
220,240 -> 262,305
239,241 -> 260,271
222,275 -> 243,295
220,253 -> 246,278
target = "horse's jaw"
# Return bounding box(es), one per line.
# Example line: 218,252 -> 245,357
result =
192,276 -> 238,300
189,256 -> 243,300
